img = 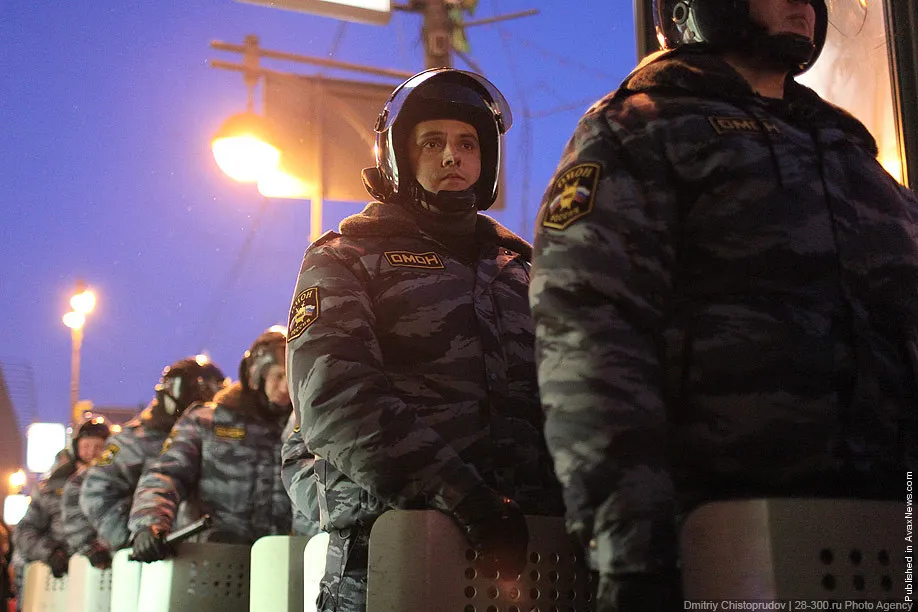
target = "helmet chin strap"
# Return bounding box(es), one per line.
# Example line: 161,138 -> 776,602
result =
412,181 -> 478,213
741,22 -> 816,74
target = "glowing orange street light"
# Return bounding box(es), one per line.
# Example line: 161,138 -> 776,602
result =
211,111 -> 282,183
63,280 -> 97,423
8,469 -> 26,494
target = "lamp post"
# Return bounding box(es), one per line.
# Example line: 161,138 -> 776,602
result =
62,281 -> 96,424
210,35 -> 324,241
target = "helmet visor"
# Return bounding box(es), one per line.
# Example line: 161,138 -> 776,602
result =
376,69 -> 513,135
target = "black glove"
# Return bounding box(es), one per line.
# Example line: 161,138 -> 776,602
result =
87,542 -> 112,569
596,572 -> 683,612
131,527 -> 173,563
450,484 -> 529,578
47,548 -> 69,578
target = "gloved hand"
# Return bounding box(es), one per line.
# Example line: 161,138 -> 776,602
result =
131,526 -> 173,563
450,484 -> 529,578
596,571 -> 683,612
87,542 -> 112,569
47,547 -> 69,578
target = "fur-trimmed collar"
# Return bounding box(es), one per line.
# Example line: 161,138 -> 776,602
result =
339,201 -> 533,261
618,48 -> 877,154
213,382 -> 251,416
212,381 -> 289,426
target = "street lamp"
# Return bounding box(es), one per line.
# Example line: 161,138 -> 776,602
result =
211,35 -> 285,185
211,111 -> 282,183
210,34 -> 323,239
63,280 -> 96,423
8,469 -> 26,494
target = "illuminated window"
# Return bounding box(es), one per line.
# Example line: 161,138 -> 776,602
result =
798,0 -> 904,183
26,423 -> 68,473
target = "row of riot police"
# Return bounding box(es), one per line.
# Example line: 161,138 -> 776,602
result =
11,4 -> 918,608
10,328 -> 318,611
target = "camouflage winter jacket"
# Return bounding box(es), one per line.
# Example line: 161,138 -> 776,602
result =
79,404 -> 174,550
129,383 -> 292,544
530,49 -> 918,576
14,458 -> 78,563
286,201 -> 563,532
60,468 -> 105,556
281,413 -> 321,537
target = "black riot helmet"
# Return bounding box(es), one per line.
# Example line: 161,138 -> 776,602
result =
72,415 -> 111,460
154,356 -> 227,417
239,327 -> 286,396
653,0 -> 828,74
362,68 -> 513,211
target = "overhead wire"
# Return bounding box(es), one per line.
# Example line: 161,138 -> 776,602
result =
316,21 -> 349,77
195,197 -> 270,350
481,2 -> 619,233
504,31 -> 622,81
491,0 -> 535,236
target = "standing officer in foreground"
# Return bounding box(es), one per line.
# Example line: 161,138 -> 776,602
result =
530,1 -> 918,610
284,68 -> 563,612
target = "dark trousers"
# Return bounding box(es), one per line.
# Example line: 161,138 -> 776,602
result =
318,529 -> 370,612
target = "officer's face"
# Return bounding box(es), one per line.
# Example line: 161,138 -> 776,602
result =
263,363 -> 291,407
77,436 -> 106,464
408,119 -> 482,194
749,0 -> 816,40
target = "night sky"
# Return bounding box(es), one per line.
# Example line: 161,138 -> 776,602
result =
1,1 -> 639,426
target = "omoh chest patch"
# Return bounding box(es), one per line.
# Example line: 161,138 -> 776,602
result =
288,286 -> 320,342
215,426 -> 246,441
708,116 -> 779,135
384,251 -> 445,269
542,162 -> 601,230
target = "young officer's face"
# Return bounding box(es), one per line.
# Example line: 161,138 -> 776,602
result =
408,119 -> 482,194
263,363 -> 291,407
77,436 -> 107,464
749,0 -> 816,40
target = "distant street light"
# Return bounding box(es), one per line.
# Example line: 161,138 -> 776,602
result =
70,288 -> 96,316
63,280 -> 96,423
8,469 -> 26,494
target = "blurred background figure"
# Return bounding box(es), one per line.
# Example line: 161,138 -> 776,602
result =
1,519 -> 13,612
128,329 -> 292,562
12,416 -> 110,581
76,356 -> 226,555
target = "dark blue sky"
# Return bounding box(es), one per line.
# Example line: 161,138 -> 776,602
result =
1,1 -> 639,425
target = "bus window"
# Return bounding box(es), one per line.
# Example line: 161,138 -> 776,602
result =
797,0 -> 904,183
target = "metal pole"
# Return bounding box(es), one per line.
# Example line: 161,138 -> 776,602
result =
884,0 -> 918,187
70,326 -> 82,425
210,41 -> 415,81
310,79 -> 325,243
463,9 -> 539,28
634,0 -> 659,61
422,0 -> 452,69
